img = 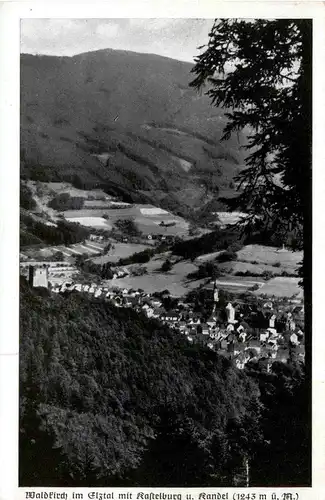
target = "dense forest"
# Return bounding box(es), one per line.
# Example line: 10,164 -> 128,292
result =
19,280 -> 310,486
20,213 -> 90,247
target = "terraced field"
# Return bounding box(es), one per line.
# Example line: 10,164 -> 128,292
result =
22,239 -> 105,260
64,204 -> 189,236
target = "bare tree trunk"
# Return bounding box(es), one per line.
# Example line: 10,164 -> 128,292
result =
245,456 -> 250,487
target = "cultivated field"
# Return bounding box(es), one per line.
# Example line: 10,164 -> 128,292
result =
214,212 -> 248,226
66,217 -> 112,229
102,273 -> 205,297
219,261 -> 296,276
197,244 -> 301,277
63,204 -> 189,236
204,276 -> 265,294
203,274 -> 302,298
25,182 -> 190,236
22,239 -> 105,260
236,245 -> 302,270
254,277 -> 303,298
92,243 -> 151,264
196,251 -> 223,263
99,255 -> 201,296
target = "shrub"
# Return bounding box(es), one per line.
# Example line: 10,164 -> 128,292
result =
48,193 -> 84,211
234,271 -> 252,277
114,218 -> 141,237
53,251 -> 64,261
216,250 -> 238,263
172,227 -> 243,259
262,270 -> 274,280
20,183 -> 36,210
118,249 -> 154,266
161,259 -> 172,273
187,262 -> 222,280
227,242 -> 243,253
20,213 -> 90,247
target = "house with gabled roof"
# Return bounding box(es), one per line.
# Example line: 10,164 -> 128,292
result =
161,310 -> 179,322
293,344 -> 305,361
234,351 -> 251,370
207,316 -> 216,328
178,321 -> 187,332
220,339 -> 228,350
201,324 -> 209,335
234,342 -> 245,356
124,295 -> 139,307
188,315 -> 202,325
258,357 -> 273,373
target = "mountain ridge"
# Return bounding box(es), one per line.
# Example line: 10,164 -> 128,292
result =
21,48 -> 246,218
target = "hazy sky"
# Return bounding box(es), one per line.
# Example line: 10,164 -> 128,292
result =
20,18 -> 214,62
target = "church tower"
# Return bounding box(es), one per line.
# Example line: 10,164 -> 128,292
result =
212,280 -> 219,317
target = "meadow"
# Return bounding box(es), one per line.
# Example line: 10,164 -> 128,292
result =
254,277 -> 303,298
64,204 -> 189,235
197,244 -> 302,277
92,243 -> 151,264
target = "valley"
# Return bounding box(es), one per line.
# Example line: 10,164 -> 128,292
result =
17,19 -> 310,490
21,180 -> 302,300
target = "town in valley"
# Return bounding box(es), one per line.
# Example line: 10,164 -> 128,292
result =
20,181 -> 305,373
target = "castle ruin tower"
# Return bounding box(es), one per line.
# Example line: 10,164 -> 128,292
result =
28,265 -> 49,288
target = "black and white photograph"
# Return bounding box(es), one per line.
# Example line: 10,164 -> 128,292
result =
18,17 -> 312,488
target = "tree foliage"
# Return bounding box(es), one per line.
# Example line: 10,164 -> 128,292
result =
190,20 -> 312,415
48,193 -> 84,211
20,213 -> 90,247
190,19 -> 311,249
246,360 -> 310,486
172,226 -> 243,260
114,218 -> 141,237
20,279 -> 263,486
20,182 -> 37,211
19,279 -> 310,486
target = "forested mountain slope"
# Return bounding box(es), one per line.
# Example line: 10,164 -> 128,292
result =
20,280 -> 309,486
20,49 -> 247,216
20,279 -> 261,486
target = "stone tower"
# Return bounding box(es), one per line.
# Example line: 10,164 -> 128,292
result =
28,265 -> 49,288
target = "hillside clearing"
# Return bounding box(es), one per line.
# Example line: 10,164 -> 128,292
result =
66,217 -> 112,229
236,245 -> 302,269
254,277 -> 303,298
91,243 -> 151,264
102,274 -> 205,297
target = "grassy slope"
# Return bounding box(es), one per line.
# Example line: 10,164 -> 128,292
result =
21,49 -> 246,217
